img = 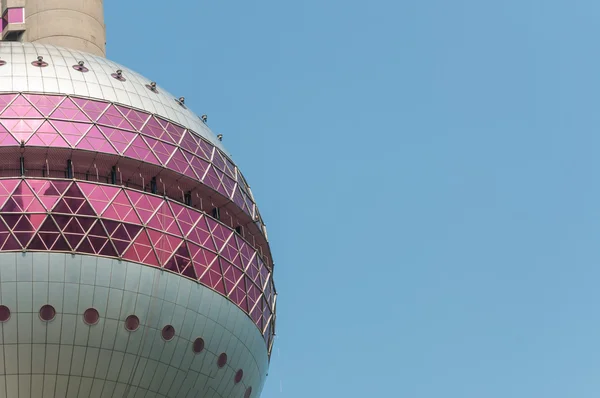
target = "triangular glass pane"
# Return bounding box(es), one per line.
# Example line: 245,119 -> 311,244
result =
179,131 -> 201,154
0,95 -> 43,118
0,122 -> 18,146
1,233 -> 21,250
189,243 -> 217,280
115,105 -> 150,131
199,261 -> 225,295
123,136 -> 160,165
1,119 -> 44,143
147,229 -> 182,266
166,149 -> 195,178
23,94 -> 64,117
0,180 -> 19,208
49,120 -> 91,147
76,125 -> 117,154
145,137 -> 176,165
97,104 -> 135,131
188,217 -> 216,251
27,121 -> 69,147
125,191 -> 163,224
49,97 -> 90,122
0,93 -> 18,114
202,165 -> 222,191
79,183 -> 120,214
123,229 -> 159,266
156,117 -> 185,144
102,191 -> 140,224
28,234 -> 47,250
140,116 -> 166,140
148,203 -> 181,236
169,203 -> 201,237
184,152 -> 209,180
97,126 -> 137,154
197,138 -> 214,161
220,259 -> 244,294
71,97 -> 110,122
76,237 -> 93,253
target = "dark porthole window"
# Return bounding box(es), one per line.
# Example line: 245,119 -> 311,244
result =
161,325 -> 175,341
217,352 -> 227,368
234,369 -> 244,384
83,308 -> 100,325
192,337 -> 205,353
0,305 -> 10,322
125,315 -> 140,331
39,305 -> 56,321
244,386 -> 253,398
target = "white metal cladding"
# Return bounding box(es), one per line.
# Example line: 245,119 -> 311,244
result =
0,252 -> 268,398
0,42 -> 227,153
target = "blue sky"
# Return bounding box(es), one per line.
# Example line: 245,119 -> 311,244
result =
107,1 -> 600,397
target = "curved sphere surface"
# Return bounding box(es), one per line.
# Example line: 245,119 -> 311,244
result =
0,42 -> 275,398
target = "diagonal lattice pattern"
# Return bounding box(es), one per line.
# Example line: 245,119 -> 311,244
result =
0,177 -> 274,347
0,93 -> 260,227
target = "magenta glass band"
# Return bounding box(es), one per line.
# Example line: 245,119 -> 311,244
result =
0,177 -> 274,345
0,93 -> 259,226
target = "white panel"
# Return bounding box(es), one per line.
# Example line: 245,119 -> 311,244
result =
42,374 -> 56,398
65,375 -> 81,398
16,313 -> 32,344
5,375 -> 17,397
3,345 -> 17,374
17,374 -> 30,398
54,375 -> 69,397
31,343 -> 46,374
70,346 -> 86,376
100,319 -> 118,350
31,375 -> 44,397
82,347 -> 99,377
57,345 -> 73,375
117,353 -> 137,383
62,283 -> 80,314
94,349 -> 112,379
44,344 -> 60,374
106,351 -> 124,382
106,288 -> 124,320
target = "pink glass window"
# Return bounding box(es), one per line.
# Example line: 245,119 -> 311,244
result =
125,315 -> 140,331
161,325 -> 175,341
217,353 -> 227,368
39,305 -> 56,321
83,308 -> 100,325
192,337 -> 205,353
6,8 -> 24,24
234,369 -> 244,384
0,305 -> 10,322
244,387 -> 253,398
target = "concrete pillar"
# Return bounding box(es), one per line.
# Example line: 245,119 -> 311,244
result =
22,0 -> 106,57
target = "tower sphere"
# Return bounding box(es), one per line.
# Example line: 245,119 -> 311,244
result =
0,39 -> 275,398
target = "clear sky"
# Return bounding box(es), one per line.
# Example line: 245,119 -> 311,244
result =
106,1 -> 600,397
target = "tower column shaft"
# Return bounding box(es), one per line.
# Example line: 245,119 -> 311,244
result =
21,0 -> 106,56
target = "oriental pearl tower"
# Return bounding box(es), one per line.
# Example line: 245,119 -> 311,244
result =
0,1 -> 276,397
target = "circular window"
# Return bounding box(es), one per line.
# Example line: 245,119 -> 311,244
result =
192,338 -> 205,353
244,386 -> 253,398
217,352 -> 227,368
39,305 -> 56,321
125,315 -> 140,331
0,305 -> 10,322
161,325 -> 175,341
234,369 -> 244,384
83,308 -> 100,325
